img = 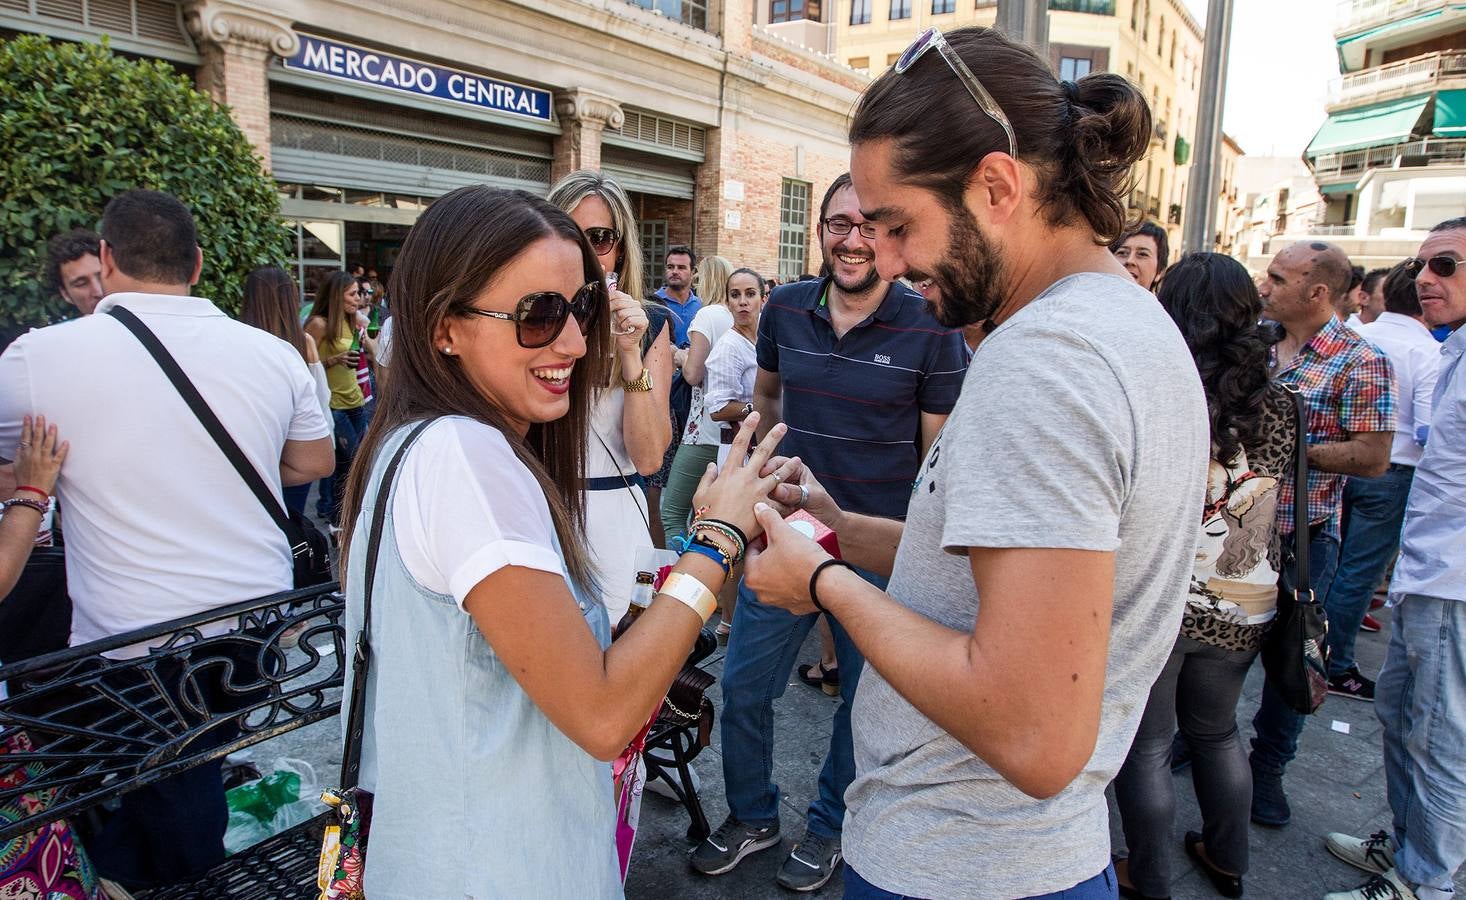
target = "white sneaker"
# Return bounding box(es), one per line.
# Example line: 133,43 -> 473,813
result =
1327,830 -> 1397,875
645,765 -> 700,801
1324,869 -> 1419,900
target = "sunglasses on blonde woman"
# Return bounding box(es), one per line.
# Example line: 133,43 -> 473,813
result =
460,282 -> 603,349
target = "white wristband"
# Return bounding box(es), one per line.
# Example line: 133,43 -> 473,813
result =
657,572 -> 718,624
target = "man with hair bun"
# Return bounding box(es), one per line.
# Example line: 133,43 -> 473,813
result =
743,26 -> 1209,899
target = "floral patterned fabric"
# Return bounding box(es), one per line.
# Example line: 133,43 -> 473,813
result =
1,732 -> 106,900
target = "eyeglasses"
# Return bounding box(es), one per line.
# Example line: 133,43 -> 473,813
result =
895,27 -> 1017,159
583,227 -> 621,256
1405,255 -> 1460,280
822,217 -> 878,239
460,282 -> 603,349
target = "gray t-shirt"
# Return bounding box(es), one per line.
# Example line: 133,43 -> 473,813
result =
843,273 -> 1209,898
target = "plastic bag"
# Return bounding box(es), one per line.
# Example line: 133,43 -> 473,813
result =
224,757 -> 322,855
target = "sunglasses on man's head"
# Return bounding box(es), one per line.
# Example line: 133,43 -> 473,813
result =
1405,255 -> 1460,280
460,282 -> 603,349
895,27 -> 1017,159
583,227 -> 621,256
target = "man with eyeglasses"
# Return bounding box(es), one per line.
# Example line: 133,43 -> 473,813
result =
1324,219 -> 1466,900
687,172 -> 966,892
1248,241 -> 1396,829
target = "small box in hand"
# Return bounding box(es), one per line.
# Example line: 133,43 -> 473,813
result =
753,508 -> 840,558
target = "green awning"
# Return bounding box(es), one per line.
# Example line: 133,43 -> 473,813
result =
1435,89 -> 1466,137
1306,94 -> 1433,156
1320,182 -> 1357,195
1338,8 -> 1444,46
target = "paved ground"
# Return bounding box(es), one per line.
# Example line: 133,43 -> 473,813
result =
253,516 -> 1463,899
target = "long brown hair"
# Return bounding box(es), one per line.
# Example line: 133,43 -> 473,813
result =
242,266 -> 310,359
309,270 -> 355,346
338,186 -> 610,592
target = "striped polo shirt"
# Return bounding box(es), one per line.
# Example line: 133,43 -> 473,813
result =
756,277 -> 968,518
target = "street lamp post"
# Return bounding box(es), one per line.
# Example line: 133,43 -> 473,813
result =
1183,0 -> 1235,254
995,0 -> 1050,58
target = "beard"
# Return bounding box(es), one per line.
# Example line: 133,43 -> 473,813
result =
825,240 -> 882,296
909,205 -> 1006,328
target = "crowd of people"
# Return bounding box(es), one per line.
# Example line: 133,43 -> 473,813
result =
0,22 -> 1462,900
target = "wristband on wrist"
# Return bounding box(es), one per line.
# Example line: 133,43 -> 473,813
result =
693,517 -> 748,551
692,521 -> 746,564
657,572 -> 718,624
14,485 -> 49,501
809,559 -> 857,615
2,497 -> 48,516
680,539 -> 732,577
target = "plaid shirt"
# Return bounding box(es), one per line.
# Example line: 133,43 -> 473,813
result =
1273,315 -> 1396,534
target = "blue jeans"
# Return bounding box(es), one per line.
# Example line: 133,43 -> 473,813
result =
330,403 -> 372,525
1329,465 -> 1415,676
1377,594 -> 1466,895
720,569 -> 883,838
282,482 -> 310,515
1250,521 -> 1340,777
844,864 -> 1117,899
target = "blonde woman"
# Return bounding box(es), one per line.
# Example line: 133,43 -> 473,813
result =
547,170 -> 673,626
660,255 -> 733,546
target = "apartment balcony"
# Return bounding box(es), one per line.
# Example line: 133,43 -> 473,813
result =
1310,136 -> 1466,178
1335,0 -> 1449,37
1328,51 -> 1466,110
1048,0 -> 1115,13
621,0 -> 710,32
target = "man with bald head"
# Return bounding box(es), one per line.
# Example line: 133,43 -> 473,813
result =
1248,240 -> 1397,828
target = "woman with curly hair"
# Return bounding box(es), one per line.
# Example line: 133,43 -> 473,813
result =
1112,252 -> 1298,900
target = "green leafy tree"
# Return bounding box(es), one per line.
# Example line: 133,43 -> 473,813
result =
0,35 -> 289,326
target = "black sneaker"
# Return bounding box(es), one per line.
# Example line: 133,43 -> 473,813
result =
690,816 -> 781,876
1329,667 -> 1377,702
776,830 -> 843,892
1250,763 -> 1291,827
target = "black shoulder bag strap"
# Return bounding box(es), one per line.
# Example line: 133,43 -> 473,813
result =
107,305 -> 307,558
340,419 -> 432,788
1283,382 -> 1311,600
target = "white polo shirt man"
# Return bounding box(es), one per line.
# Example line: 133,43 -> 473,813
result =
0,292 -> 330,650
1357,311 -> 1442,457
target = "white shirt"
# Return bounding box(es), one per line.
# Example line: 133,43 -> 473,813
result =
705,329 -> 758,421
375,316 -> 394,367
0,293 -> 330,650
1357,312 -> 1442,466
683,304 -> 734,447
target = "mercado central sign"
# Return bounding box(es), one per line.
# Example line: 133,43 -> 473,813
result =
282,34 -> 553,122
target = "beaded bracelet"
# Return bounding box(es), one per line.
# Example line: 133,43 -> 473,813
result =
680,538 -> 732,577
691,528 -> 740,565
692,520 -> 746,564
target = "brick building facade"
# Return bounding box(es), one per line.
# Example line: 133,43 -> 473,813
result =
2,0 -> 863,295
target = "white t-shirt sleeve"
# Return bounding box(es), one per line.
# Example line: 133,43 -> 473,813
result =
689,305 -> 731,344
940,321 -> 1131,554
376,317 -> 394,368
284,345 -> 331,441
392,418 -> 566,608
0,336 -> 32,463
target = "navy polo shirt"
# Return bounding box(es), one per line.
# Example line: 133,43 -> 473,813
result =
756,277 -> 968,518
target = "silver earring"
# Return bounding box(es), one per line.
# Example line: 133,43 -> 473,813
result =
441,346 -> 453,355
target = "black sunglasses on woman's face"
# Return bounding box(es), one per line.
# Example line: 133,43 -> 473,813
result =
1405,255 -> 1460,280
460,282 -> 603,349
583,227 -> 621,255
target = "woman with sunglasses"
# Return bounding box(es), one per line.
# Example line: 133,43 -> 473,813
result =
547,171 -> 674,625
306,271 -> 376,527
336,186 -> 789,896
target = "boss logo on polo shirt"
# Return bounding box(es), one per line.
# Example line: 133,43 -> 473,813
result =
874,354 -> 892,365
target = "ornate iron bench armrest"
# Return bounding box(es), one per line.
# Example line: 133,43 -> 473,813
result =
0,584 -> 346,845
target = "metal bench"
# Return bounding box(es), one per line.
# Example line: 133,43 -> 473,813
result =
0,585 -> 345,899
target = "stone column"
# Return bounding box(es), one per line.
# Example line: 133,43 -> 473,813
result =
551,89 -> 625,184
184,0 -> 298,170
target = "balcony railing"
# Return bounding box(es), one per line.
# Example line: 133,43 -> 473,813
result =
1336,0 -> 1448,35
1310,136 -> 1466,177
1048,0 -> 1115,13
1328,50 -> 1466,108
621,0 -> 710,32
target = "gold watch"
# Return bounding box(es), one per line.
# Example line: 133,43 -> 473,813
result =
621,367 -> 654,392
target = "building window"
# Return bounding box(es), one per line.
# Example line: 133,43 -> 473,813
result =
771,0 -> 821,22
1169,33 -> 1176,68
932,0 -> 955,12
1060,56 -> 1092,80
848,55 -> 870,72
640,219 -> 668,292
889,0 -> 912,20
1048,0 -> 1115,12
779,179 -> 811,282
624,0 -> 710,31
850,0 -> 872,23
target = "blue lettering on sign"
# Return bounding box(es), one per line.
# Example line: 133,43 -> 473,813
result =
284,34 -> 551,122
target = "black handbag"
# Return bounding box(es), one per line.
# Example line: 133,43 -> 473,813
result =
108,306 -> 332,589
0,546 -> 69,663
1260,383 -> 1331,715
